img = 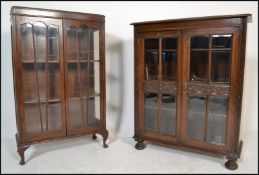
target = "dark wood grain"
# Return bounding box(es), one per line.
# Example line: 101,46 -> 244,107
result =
11,6 -> 104,22
11,6 -> 107,165
132,14 -> 251,170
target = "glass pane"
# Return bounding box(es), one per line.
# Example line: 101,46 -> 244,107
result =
162,51 -> 177,81
47,102 -> 62,132
22,64 -> 38,102
89,29 -> 99,60
68,99 -> 83,128
48,25 -> 59,61
34,22 -> 47,62
190,51 -> 208,82
144,93 -> 158,132
145,38 -> 159,50
212,35 -> 232,49
207,97 -> 228,145
20,23 -> 33,61
160,94 -> 176,136
67,26 -> 77,60
80,63 -> 88,97
36,63 -> 46,102
78,25 -> 89,61
211,51 -> 231,83
24,103 -> 42,133
191,36 -> 209,49
162,38 -> 177,50
88,62 -> 100,96
48,64 -> 60,100
188,96 -> 206,141
144,51 -> 159,80
67,63 -> 80,98
88,96 -> 100,125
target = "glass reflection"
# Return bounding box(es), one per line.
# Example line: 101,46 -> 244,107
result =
211,51 -> 230,83
144,93 -> 158,132
191,36 -> 209,49
144,51 -> 159,80
162,38 -> 177,50
212,35 -> 232,49
188,96 -> 206,141
190,51 -> 208,82
20,23 -> 33,61
48,25 -> 59,61
160,94 -> 176,136
207,96 -> 228,144
145,38 -> 159,50
162,51 -> 177,81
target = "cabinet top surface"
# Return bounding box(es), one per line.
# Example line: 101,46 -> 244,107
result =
10,6 -> 105,22
131,14 -> 252,26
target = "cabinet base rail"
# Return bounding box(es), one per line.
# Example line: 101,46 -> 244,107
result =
16,130 -> 109,165
133,135 -> 243,170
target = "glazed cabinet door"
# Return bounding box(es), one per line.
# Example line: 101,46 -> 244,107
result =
15,16 -> 66,142
137,31 -> 182,142
63,19 -> 103,135
182,27 -> 240,152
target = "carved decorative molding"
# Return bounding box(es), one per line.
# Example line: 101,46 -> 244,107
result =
188,83 -> 230,96
160,84 -> 177,93
207,86 -> 230,96
143,82 -> 177,93
144,83 -> 160,92
188,84 -> 207,94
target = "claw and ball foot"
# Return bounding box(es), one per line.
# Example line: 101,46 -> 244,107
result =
100,130 -> 108,148
17,145 -> 30,165
225,159 -> 238,170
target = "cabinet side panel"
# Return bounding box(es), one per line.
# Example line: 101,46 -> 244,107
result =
134,28 -> 138,138
11,15 -> 22,142
234,18 -> 248,153
134,30 -> 143,140
100,22 -> 106,131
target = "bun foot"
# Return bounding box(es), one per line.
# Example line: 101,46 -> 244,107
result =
225,159 -> 238,170
135,141 -> 145,150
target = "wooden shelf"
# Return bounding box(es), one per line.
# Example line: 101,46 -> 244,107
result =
69,93 -> 100,100
67,60 -> 87,63
211,48 -> 231,51
145,49 -> 159,52
24,98 -> 61,104
191,48 -> 209,51
162,49 -> 177,51
67,60 -> 99,63
22,60 -> 59,63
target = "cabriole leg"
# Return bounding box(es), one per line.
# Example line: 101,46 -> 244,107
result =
17,145 -> 30,165
100,130 -> 108,148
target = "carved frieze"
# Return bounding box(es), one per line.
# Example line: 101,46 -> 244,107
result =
143,82 -> 177,93
188,83 -> 230,96
143,83 -> 160,92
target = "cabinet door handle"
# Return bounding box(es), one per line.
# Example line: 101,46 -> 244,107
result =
183,83 -> 187,94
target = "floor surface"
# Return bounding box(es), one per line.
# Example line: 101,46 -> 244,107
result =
1,132 -> 258,174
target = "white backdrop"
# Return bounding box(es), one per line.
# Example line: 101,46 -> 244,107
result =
1,1 -> 258,140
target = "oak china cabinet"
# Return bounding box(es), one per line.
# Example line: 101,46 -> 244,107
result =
11,6 -> 108,165
131,14 -> 251,170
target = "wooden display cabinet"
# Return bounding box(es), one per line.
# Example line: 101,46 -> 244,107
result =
131,14 -> 252,170
11,6 -> 108,165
